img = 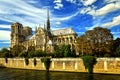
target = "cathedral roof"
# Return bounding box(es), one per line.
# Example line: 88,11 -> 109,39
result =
25,34 -> 35,40
47,40 -> 54,45
52,28 -> 76,36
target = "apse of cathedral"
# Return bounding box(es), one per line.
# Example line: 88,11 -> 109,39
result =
10,10 -> 77,53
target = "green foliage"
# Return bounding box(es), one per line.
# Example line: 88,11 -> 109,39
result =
25,57 -> 29,66
0,48 -> 11,58
77,27 -> 113,56
54,44 -> 73,58
41,57 -> 51,71
54,45 -> 64,58
19,52 -> 28,57
5,57 -> 8,63
82,56 -> 97,74
64,45 -> 72,57
11,45 -> 26,57
28,46 -> 35,52
34,50 -> 45,57
33,58 -> 37,66
27,50 -> 45,58
28,51 -> 35,58
104,54 -> 111,57
115,45 -> 120,57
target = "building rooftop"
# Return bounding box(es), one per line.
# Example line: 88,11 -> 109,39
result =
52,28 -> 76,36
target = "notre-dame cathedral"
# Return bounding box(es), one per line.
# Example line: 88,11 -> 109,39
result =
10,10 -> 77,53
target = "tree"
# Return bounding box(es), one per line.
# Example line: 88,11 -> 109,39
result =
27,46 -> 35,53
115,45 -> 120,57
11,45 -> 26,57
76,27 -> 113,57
64,45 -> 72,57
113,38 -> 120,56
54,45 -> 64,58
0,48 -> 11,58
82,56 -> 97,74
54,44 -> 72,57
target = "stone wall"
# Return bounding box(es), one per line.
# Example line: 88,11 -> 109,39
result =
0,58 -> 120,74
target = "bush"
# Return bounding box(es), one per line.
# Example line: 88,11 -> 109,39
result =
115,45 -> 120,57
25,57 -> 29,66
5,57 -> 8,63
34,50 -> 45,57
41,57 -> 51,71
82,56 -> 97,74
104,54 -> 111,57
19,52 -> 27,58
28,51 -> 35,58
33,58 -> 37,66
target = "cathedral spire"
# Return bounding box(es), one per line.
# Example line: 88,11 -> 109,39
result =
35,26 -> 37,33
46,8 -> 50,31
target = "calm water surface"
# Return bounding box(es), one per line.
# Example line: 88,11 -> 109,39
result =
0,68 -> 120,80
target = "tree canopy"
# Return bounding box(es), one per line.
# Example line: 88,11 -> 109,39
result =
76,27 -> 113,57
11,45 -> 26,57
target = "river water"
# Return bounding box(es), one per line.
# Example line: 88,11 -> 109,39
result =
0,68 -> 120,80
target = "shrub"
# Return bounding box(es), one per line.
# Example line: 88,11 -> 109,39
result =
28,51 -> 35,58
5,57 -> 8,63
25,57 -> 29,66
19,52 -> 27,58
104,54 -> 111,57
33,58 -> 37,66
82,56 -> 97,74
41,57 -> 51,71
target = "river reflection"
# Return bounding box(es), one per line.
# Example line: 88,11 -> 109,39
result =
85,74 -> 94,80
46,71 -> 50,80
0,68 -> 120,80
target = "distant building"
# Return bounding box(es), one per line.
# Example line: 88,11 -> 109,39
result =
10,10 -> 77,53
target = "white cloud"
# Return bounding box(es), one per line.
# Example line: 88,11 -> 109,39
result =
0,30 -> 10,40
0,25 -> 11,28
0,0 -> 73,28
88,2 -> 120,16
55,21 -> 61,25
54,3 -> 63,9
80,0 -> 97,6
0,0 -> 47,19
53,11 -> 79,21
101,15 -> 120,28
0,0 -> 49,30
80,7 -> 94,14
0,41 -> 10,44
54,0 -> 62,3
26,0 -> 38,4
105,0 -> 119,3
54,0 -> 63,9
66,0 -> 77,3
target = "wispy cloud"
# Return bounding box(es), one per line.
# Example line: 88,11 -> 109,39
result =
52,11 -> 79,21
0,0 -> 78,29
101,15 -> 120,28
105,0 -> 119,4
66,0 -> 77,4
54,0 -> 63,9
88,2 -> 120,16
80,0 -> 97,6
0,30 -> 10,40
0,25 -> 11,28
0,41 -> 10,44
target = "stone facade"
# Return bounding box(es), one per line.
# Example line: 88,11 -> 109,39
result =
10,10 -> 77,53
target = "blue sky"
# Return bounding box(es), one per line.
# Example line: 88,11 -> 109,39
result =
0,0 -> 120,49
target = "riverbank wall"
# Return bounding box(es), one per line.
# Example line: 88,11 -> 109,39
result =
0,58 -> 120,74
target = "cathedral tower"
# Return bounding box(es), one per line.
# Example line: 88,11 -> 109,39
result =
10,22 -> 24,48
